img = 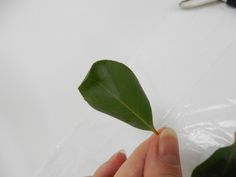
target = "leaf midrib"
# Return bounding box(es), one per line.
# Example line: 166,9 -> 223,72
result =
88,78 -> 155,132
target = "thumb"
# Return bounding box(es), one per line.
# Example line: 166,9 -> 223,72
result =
144,128 -> 182,177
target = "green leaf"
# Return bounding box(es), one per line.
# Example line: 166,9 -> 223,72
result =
79,60 -> 157,134
192,133 -> 236,177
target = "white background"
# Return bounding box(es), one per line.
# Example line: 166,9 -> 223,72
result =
1,0 -> 236,177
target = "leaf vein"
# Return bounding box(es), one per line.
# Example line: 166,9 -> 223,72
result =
88,78 -> 156,132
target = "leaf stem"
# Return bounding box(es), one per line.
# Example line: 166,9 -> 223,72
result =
153,128 -> 160,136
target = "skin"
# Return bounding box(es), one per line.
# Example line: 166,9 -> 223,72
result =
91,128 -> 182,177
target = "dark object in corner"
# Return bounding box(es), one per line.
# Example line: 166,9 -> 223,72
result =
192,133 -> 236,177
227,0 -> 236,8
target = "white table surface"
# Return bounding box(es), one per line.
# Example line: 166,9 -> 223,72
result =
1,0 -> 236,177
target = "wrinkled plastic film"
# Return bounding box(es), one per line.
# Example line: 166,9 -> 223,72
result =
173,104 -> 236,177
162,57 -> 236,176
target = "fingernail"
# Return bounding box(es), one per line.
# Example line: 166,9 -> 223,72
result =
109,149 -> 126,161
118,149 -> 126,156
159,128 -> 180,165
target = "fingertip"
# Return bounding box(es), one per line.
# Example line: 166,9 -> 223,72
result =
114,136 -> 152,177
93,150 -> 127,177
117,149 -> 126,157
159,128 -> 180,165
144,128 -> 182,177
114,150 -> 127,163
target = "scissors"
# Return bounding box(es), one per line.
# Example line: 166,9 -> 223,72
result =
179,0 -> 236,9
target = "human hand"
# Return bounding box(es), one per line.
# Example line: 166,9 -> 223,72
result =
91,128 -> 182,177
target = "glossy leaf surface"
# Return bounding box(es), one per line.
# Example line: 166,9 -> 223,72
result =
79,60 -> 156,133
192,133 -> 236,177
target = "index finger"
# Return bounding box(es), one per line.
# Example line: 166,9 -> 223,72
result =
114,134 -> 157,177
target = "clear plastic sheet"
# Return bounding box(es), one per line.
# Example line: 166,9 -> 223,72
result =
36,58 -> 236,177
